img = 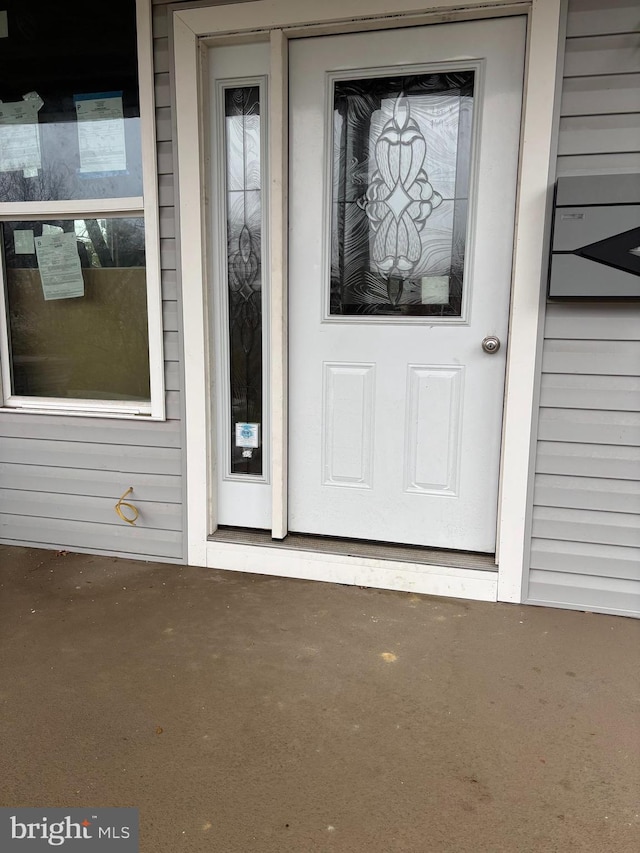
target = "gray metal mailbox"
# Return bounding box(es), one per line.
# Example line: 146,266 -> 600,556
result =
548,173 -> 640,299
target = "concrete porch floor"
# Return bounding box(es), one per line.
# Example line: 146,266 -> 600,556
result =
0,544 -> 638,853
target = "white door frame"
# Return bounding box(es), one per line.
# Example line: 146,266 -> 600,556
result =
173,0 -> 564,603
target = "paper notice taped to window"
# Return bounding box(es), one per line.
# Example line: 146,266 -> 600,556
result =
0,98 -> 41,173
421,275 -> 450,305
14,229 -> 35,254
75,92 -> 127,174
35,232 -> 84,301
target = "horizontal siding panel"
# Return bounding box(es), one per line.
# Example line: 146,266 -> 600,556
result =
166,391 -> 181,421
544,303 -> 640,340
162,300 -> 179,332
162,269 -> 178,300
158,173 -> 174,207
536,440 -> 640,479
557,151 -> 640,175
156,107 -> 172,143
0,515 -> 183,560
0,490 -> 182,531
164,331 -> 180,362
160,209 -> 176,239
160,238 -> 177,270
558,113 -> 640,155
532,2 -> 640,619
541,339 -> 640,375
0,438 -> 181,475
567,0 -> 640,37
534,473 -> 640,513
165,361 -> 181,392
157,140 -> 173,174
0,415 -> 180,448
540,373 -> 640,411
528,573 -> 640,618
155,72 -> 171,108
532,506 -> 640,547
153,6 -> 169,38
154,38 -> 170,74
561,74 -> 640,116
563,33 -> 640,77
530,538 -> 640,580
537,407 -> 640,446
0,463 -> 182,503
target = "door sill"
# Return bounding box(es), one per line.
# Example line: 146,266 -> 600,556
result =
210,527 -> 497,571
203,532 -> 497,602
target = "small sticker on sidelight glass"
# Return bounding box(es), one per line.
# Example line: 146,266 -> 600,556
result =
235,423 -> 260,448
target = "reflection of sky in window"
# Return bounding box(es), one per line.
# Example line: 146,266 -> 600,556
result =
75,219 -> 107,241
370,95 -> 463,200
225,114 -> 261,191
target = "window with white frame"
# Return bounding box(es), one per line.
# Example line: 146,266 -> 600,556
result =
0,0 -> 163,417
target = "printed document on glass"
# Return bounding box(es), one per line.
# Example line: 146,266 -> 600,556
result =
75,92 -> 127,174
14,229 -> 35,254
0,99 -> 41,173
35,232 -> 85,301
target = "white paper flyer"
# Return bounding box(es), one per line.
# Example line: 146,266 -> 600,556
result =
0,99 -> 41,173
35,231 -> 85,301
75,93 -> 127,174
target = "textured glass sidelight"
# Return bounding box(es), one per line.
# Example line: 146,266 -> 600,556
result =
224,86 -> 263,475
331,71 -> 474,317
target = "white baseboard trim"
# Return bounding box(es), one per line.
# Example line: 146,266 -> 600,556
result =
204,541 -> 498,601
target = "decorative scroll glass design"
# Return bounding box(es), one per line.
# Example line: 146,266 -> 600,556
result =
331,71 -> 475,317
224,86 -> 263,475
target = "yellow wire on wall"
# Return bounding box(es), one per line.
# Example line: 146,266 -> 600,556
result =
115,487 -> 139,525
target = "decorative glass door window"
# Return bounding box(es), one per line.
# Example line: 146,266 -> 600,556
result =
223,86 -> 264,476
330,70 -> 474,317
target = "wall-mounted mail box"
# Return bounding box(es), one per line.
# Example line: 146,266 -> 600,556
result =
548,173 -> 640,299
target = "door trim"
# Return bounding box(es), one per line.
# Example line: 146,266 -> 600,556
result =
173,0 -> 565,602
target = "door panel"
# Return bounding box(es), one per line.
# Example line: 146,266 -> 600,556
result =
288,18 -> 526,551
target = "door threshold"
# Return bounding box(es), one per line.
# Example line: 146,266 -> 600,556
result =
210,527 -> 497,572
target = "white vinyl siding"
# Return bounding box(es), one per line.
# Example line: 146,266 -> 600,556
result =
527,0 -> 640,617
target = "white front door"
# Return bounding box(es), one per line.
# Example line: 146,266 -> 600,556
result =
288,18 -> 526,552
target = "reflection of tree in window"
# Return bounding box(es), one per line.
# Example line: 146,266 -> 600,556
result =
1,218 -> 150,401
0,0 -> 142,203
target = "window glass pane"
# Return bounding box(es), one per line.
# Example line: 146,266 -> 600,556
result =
224,86 -> 263,476
0,1 -> 141,202
2,218 -> 150,400
331,71 -> 474,317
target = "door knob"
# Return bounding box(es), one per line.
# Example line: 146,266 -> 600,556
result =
482,336 -> 501,354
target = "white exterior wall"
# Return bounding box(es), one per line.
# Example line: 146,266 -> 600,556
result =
526,0 -> 640,616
